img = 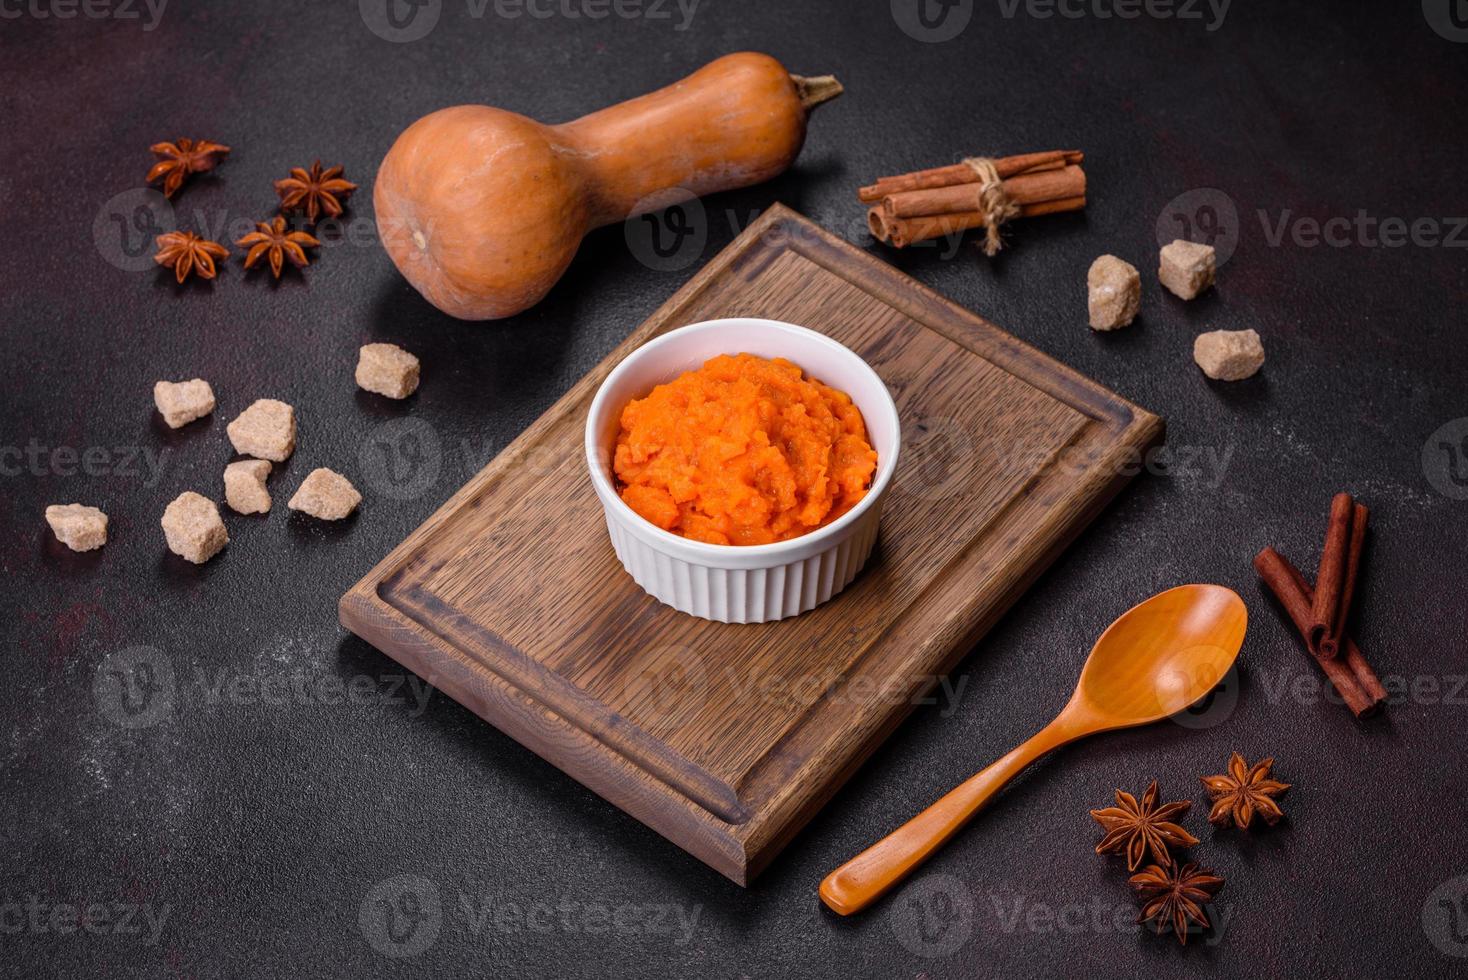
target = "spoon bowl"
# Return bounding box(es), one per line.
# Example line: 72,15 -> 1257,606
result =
819,584 -> 1247,916
1070,584 -> 1247,727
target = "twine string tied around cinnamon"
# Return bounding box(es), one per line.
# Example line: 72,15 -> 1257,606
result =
962,156 -> 1022,256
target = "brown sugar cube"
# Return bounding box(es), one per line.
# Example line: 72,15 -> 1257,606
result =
224,459 -> 272,514
355,343 -> 420,399
1194,329 -> 1265,381
1159,239 -> 1217,300
227,398 -> 296,462
161,491 -> 228,563
45,503 -> 108,552
153,379 -> 216,429
288,468 -> 361,520
1087,255 -> 1141,331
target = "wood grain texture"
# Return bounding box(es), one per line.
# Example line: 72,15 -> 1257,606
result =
339,204 -> 1163,884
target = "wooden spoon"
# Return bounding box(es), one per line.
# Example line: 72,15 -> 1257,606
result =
819,584 -> 1247,915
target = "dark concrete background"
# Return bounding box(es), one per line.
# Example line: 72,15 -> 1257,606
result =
3,1 -> 1467,977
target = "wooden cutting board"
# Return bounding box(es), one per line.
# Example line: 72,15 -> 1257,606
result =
340,204 -> 1162,885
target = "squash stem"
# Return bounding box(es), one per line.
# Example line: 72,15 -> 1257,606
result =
791,74 -> 843,111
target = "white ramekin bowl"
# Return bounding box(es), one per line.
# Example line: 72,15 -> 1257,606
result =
585,318 -> 901,624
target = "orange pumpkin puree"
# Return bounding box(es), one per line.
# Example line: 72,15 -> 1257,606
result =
613,353 -> 879,546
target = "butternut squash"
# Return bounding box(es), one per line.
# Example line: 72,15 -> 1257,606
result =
373,52 -> 842,321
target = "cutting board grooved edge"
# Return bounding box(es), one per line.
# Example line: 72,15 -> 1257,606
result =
340,204 -> 1164,885
381,582 -> 749,825
337,592 -> 754,879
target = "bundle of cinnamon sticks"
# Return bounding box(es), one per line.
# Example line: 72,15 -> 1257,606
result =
860,150 -> 1087,251
1254,493 -> 1385,718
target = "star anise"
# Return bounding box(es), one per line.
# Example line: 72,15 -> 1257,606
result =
1201,753 -> 1290,830
236,218 -> 321,279
274,160 -> 357,224
1130,861 -> 1224,945
153,231 -> 229,283
147,138 -> 231,198
1090,780 -> 1198,870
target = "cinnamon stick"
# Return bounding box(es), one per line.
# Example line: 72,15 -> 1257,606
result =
871,196 -> 1086,248
1254,547 -> 1385,718
1325,502 -> 1369,659
881,165 -> 1087,220
1310,493 -> 1356,657
857,150 -> 1084,203
867,207 -> 893,243
1282,553 -> 1387,707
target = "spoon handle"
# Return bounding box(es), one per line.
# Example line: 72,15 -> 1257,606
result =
819,716 -> 1078,915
